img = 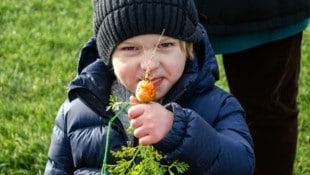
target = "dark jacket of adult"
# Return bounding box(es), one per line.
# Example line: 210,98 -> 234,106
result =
194,0 -> 310,34
44,26 -> 255,175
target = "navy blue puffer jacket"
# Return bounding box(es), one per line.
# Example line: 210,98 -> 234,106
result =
45,26 -> 255,175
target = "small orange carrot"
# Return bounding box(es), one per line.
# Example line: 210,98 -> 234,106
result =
135,79 -> 156,103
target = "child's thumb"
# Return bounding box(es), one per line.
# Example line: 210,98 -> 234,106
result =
129,95 -> 139,104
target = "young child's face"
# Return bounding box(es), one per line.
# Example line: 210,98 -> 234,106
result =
111,34 -> 187,100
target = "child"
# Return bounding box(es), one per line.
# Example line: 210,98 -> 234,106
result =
45,0 -> 255,174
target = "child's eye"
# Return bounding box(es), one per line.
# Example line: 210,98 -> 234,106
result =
121,46 -> 138,51
159,42 -> 174,48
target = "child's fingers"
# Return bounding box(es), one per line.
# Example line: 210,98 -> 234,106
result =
127,103 -> 143,119
133,127 -> 148,140
138,134 -> 160,145
139,136 -> 153,145
133,129 -> 156,145
130,118 -> 142,128
129,95 -> 139,104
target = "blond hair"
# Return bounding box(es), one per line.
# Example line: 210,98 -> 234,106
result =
179,41 -> 194,59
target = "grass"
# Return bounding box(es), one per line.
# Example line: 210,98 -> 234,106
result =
0,0 -> 309,174
0,0 -> 92,174
295,27 -> 310,175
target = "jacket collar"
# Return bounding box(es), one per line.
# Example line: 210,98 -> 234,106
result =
68,59 -> 115,117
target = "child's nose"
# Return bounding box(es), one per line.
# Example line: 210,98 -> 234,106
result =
140,51 -> 160,71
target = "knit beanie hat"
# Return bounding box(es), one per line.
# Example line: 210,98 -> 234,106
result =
93,0 -> 203,65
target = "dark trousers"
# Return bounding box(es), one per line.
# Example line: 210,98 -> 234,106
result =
222,33 -> 302,175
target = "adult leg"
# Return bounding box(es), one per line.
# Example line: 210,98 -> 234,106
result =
222,33 -> 302,175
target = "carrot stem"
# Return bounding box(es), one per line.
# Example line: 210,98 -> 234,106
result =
144,29 -> 165,80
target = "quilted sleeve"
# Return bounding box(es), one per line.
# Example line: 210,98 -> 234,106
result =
44,100 -> 74,174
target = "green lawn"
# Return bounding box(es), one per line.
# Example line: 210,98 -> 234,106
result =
0,1 -> 309,174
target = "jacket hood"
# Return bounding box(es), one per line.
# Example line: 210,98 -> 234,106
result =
68,24 -> 218,113
68,60 -> 115,117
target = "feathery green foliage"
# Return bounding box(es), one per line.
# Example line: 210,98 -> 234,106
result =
107,145 -> 189,175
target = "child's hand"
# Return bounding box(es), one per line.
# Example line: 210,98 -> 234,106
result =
128,96 -> 173,145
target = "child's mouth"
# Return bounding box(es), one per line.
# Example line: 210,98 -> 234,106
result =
151,77 -> 163,88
